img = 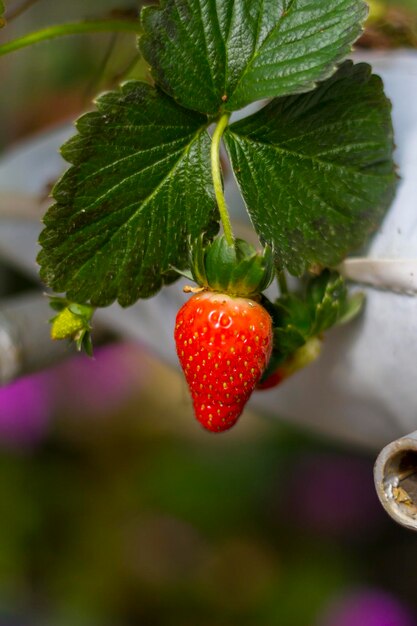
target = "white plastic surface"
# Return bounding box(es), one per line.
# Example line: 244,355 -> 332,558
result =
0,52 -> 417,449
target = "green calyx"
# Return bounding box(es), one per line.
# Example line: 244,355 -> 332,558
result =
190,235 -> 274,298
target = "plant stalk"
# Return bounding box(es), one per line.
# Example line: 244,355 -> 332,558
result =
0,19 -> 142,57
278,270 -> 289,295
211,113 -> 234,246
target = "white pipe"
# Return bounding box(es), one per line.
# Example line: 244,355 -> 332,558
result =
374,431 -> 417,530
338,258 -> 417,296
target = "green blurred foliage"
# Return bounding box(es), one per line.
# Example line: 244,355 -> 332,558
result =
0,388 -> 412,626
0,0 -> 147,148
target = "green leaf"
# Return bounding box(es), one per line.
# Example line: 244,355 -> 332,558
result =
275,295 -> 313,337
337,291 -> 365,326
274,324 -> 308,355
38,82 -> 219,307
224,62 -> 397,275
306,270 -> 345,309
269,270 -> 364,359
308,272 -> 347,335
139,0 -> 368,115
47,295 -> 68,312
78,330 -> 94,357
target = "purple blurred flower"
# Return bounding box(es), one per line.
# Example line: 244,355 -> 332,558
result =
53,342 -> 147,418
284,453 -> 383,535
319,589 -> 417,626
0,372 -> 52,448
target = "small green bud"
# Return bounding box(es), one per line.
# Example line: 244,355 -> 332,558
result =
49,300 -> 94,354
51,307 -> 86,340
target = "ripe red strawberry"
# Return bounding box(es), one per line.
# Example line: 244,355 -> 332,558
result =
175,291 -> 272,433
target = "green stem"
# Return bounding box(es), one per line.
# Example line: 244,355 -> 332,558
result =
211,113 -> 234,246
0,19 -> 142,57
278,270 -> 289,296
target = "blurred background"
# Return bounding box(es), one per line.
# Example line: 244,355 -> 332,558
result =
1,1 -> 417,624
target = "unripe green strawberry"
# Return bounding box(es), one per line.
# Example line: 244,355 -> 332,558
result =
49,301 -> 95,355
51,307 -> 86,340
175,291 -> 272,433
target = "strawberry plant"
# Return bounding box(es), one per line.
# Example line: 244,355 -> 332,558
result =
3,0 -> 397,431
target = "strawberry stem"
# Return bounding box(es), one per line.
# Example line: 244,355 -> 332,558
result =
211,113 -> 234,246
0,19 -> 142,57
278,270 -> 289,295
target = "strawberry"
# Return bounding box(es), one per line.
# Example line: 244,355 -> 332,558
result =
49,298 -> 94,355
175,291 -> 272,432
256,365 -> 286,391
174,236 -> 274,433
